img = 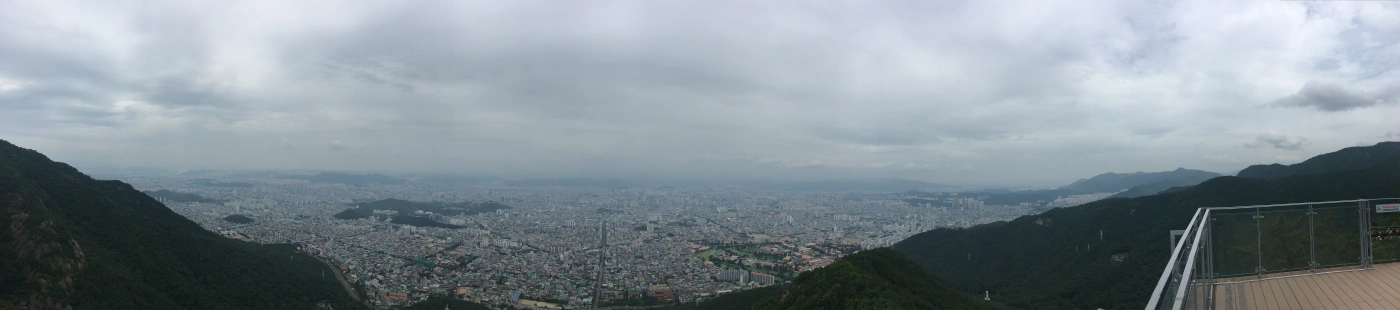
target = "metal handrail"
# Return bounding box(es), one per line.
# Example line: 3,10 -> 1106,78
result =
1145,198 -> 1400,310
1205,198 -> 1373,211
1146,208 -> 1203,308
1171,209 -> 1210,310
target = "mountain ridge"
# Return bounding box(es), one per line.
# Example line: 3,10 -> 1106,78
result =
1237,141 -> 1400,179
1062,167 -> 1220,194
0,139 -> 363,309
893,142 -> 1400,309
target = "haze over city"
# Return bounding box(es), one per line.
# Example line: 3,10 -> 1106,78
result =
2,0 -> 1398,186
8,1 -> 1400,310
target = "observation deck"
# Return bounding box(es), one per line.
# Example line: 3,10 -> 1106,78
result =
1148,198 -> 1400,310
1213,262 -> 1400,310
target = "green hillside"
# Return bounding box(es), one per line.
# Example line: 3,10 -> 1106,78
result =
332,198 -> 510,220
666,285 -> 788,310
397,297 -> 491,310
0,140 -> 364,309
923,168 -> 1221,209
1237,141 -> 1400,179
223,214 -> 255,224
893,142 -> 1400,309
668,248 -> 1007,310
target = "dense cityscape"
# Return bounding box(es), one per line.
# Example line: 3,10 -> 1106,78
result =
111,172 -> 1109,309
3,0 -> 1393,308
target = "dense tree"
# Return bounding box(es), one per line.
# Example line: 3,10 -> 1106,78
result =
332,198 -> 509,220
0,140 -> 363,309
222,214 -> 255,224
398,297 -> 490,310
668,248 -> 1007,310
895,142 -> 1400,309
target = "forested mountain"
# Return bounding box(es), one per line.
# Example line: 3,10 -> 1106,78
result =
0,140 -> 363,309
936,168 -> 1221,208
1238,141 -> 1400,179
668,248 -> 1007,310
893,142 -> 1400,309
1108,175 -> 1220,199
1062,168 -> 1220,194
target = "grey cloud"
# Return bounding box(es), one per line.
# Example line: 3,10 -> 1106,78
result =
1133,127 -> 1174,138
328,140 -> 348,151
1270,81 -> 1393,112
2,1 -> 1399,186
143,78 -> 234,107
1246,134 -> 1307,151
280,138 -> 299,150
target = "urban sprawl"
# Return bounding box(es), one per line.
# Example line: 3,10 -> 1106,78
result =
114,174 -> 1114,309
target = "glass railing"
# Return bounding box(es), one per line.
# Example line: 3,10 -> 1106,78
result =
1209,201 -> 1367,279
1370,198 -> 1400,263
1147,199 -> 1400,310
1147,208 -> 1208,310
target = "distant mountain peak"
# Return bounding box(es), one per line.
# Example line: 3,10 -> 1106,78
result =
1061,168 -> 1220,194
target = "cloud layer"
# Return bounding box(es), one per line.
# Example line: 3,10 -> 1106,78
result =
1247,133 -> 1308,151
1270,81 -> 1397,111
2,0 -> 1399,186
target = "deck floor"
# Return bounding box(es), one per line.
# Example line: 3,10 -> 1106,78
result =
1215,263 -> 1400,310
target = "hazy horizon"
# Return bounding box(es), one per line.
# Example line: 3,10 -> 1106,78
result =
67,161 -> 1241,190
3,0 -> 1398,187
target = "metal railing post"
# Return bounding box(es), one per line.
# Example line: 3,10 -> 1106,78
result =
1309,204 -> 1316,274
1256,207 -> 1263,279
1362,201 -> 1372,269
1206,221 -> 1214,309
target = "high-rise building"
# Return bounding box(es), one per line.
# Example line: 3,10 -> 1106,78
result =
750,272 -> 775,286
716,269 -> 748,283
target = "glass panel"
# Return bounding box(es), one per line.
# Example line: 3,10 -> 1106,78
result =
1314,203 -> 1361,268
1157,275 -> 1180,310
1211,208 -> 1260,278
1372,199 -> 1400,263
1156,213 -> 1205,310
1190,248 -> 1209,310
1259,205 -> 1311,273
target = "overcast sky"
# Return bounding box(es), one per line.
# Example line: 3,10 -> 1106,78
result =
2,0 -> 1398,186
